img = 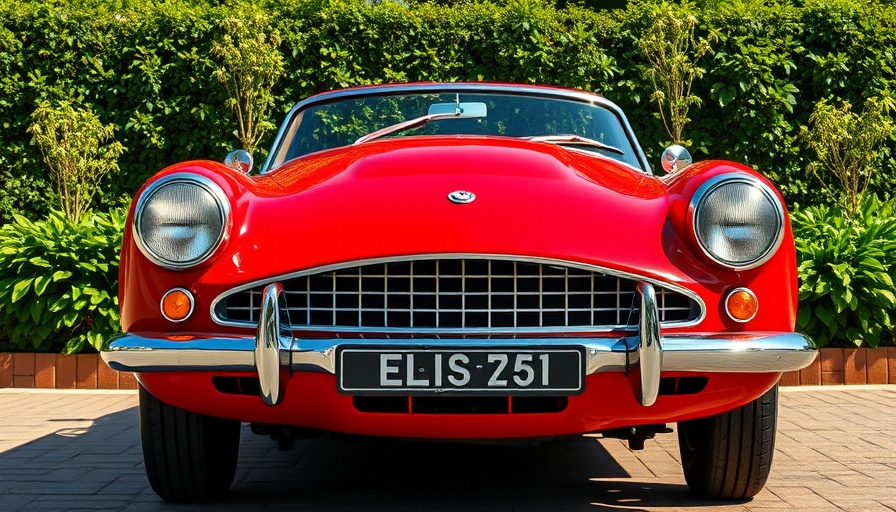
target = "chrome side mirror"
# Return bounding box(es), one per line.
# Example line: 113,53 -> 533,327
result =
660,144 -> 692,173
224,149 -> 253,175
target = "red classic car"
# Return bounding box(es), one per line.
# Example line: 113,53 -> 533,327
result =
102,83 -> 816,502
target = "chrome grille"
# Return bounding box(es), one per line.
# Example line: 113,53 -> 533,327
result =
214,258 -> 700,332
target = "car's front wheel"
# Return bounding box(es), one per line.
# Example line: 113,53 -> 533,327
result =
139,386 -> 241,502
677,385 -> 778,500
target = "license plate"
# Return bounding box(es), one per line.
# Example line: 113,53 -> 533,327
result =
337,348 -> 584,394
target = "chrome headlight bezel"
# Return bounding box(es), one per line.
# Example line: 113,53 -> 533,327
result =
688,174 -> 785,271
133,173 -> 230,270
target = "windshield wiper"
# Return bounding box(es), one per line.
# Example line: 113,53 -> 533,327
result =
525,134 -> 625,155
354,111 -> 484,145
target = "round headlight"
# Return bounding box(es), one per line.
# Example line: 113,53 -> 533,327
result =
691,175 -> 784,270
134,174 -> 229,269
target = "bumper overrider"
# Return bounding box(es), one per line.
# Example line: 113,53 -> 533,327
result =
102,282 -> 816,407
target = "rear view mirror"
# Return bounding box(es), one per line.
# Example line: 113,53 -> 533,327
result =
428,102 -> 487,118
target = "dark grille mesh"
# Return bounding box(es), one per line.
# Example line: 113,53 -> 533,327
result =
216,259 -> 699,330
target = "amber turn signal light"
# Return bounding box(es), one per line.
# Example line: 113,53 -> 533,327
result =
161,288 -> 194,323
725,288 -> 758,323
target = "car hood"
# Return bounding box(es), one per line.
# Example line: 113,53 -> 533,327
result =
217,136 -> 691,287
265,137 -> 660,198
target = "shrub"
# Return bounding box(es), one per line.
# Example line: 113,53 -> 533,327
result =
801,97 -> 895,218
28,101 -> 126,223
636,0 -> 712,145
0,209 -> 125,353
211,12 -> 285,156
793,195 -> 896,348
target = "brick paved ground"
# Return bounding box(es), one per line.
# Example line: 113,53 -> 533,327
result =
0,386 -> 893,511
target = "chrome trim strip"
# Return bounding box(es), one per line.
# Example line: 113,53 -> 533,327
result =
133,173 -> 231,270
688,174 -> 785,271
102,331 -> 816,376
279,326 -> 684,335
260,83 -> 652,174
635,283 -> 662,407
208,253 -> 707,332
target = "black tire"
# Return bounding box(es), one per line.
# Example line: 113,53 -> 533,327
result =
139,386 -> 241,502
677,385 -> 778,500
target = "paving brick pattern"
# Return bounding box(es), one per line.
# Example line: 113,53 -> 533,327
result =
0,386 -> 893,511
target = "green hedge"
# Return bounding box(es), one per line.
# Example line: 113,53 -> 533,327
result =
1,0 -> 895,351
0,0 -> 894,222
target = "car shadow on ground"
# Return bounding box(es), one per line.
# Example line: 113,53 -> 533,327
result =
0,407 -> 744,511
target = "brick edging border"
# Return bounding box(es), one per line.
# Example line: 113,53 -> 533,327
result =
2,348 -> 895,389
779,347 -> 896,386
0,353 -> 137,390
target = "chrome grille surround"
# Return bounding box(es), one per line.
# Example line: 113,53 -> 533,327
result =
210,255 -> 705,334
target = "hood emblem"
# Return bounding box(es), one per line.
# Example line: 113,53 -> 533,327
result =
448,190 -> 476,204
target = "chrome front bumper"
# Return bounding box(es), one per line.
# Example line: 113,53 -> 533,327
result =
102,283 -> 816,407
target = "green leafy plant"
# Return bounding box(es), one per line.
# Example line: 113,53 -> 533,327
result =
0,209 -> 125,353
636,0 -> 712,145
211,13 -> 285,156
28,101 -> 125,223
793,194 -> 896,348
801,96 -> 895,218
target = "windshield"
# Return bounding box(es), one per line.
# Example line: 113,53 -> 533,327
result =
268,91 -> 644,171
